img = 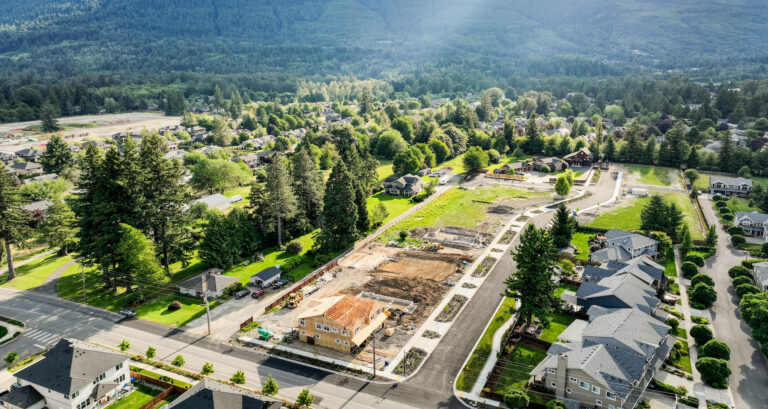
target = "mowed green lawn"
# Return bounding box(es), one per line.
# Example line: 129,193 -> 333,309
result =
376,159 -> 394,181
625,164 -> 675,186
589,193 -> 703,239
224,230 -> 321,284
693,175 -> 710,191
432,153 -> 467,174
539,312 -> 576,343
106,384 -> 162,409
571,232 -> 592,260
495,344 -> 547,394
726,197 -> 760,214
367,191 -> 415,225
380,186 -> 546,239
1,254 -> 73,290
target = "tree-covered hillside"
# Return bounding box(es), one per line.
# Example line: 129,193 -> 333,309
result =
1,0 -> 767,78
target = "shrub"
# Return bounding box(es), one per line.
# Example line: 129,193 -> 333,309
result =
503,390 -> 529,409
201,362 -> 214,375
736,283 -> 761,298
691,274 -> 715,287
399,230 -> 409,241
285,240 -> 303,255
262,374 -> 279,396
696,357 -> 731,386
231,370 -> 246,384
728,265 -> 752,279
685,254 -> 705,267
4,352 -> 18,365
700,340 -> 731,360
224,281 -> 245,296
546,401 -> 567,409
722,213 -> 734,222
681,261 -> 699,278
690,283 -> 717,308
762,342 -> 768,359
731,234 -> 746,246
692,316 -> 709,324
665,317 -> 680,330
712,194 -> 724,201
280,256 -> 304,272
715,201 -> 727,208
763,243 -> 768,257
718,207 -> 731,215
172,355 -> 185,368
727,226 -> 745,236
732,276 -> 754,287
742,259 -> 767,269
118,339 -> 130,352
691,324 -> 714,345
168,301 -> 182,311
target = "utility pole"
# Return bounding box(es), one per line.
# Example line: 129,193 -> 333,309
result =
372,331 -> 376,379
203,277 -> 212,336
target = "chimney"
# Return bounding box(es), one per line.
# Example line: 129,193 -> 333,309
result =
555,353 -> 568,399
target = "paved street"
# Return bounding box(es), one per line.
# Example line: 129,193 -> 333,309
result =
0,171 -> 618,409
700,194 -> 768,409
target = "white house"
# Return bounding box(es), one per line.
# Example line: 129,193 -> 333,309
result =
2,339 -> 130,409
752,262 -> 768,292
249,267 -> 282,288
178,268 -> 238,298
191,194 -> 233,211
735,212 -> 768,241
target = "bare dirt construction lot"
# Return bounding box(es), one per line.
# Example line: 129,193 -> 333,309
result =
0,112 -> 181,152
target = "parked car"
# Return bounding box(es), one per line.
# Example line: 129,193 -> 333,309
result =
235,289 -> 251,299
119,309 -> 137,317
251,288 -> 266,299
273,279 -> 290,289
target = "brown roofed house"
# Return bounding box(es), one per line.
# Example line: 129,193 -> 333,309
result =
296,295 -> 387,353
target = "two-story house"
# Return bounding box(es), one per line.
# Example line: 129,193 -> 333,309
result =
735,211 -> 768,240
576,274 -> 661,316
532,156 -> 568,172
296,295 -> 387,353
562,147 -> 593,167
168,379 -> 281,409
383,175 -> 423,196
531,309 -> 675,409
752,261 -> 768,292
2,339 -> 130,409
710,176 -> 753,197
582,257 -> 667,289
590,229 -> 659,263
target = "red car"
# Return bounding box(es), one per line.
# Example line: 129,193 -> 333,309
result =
251,288 -> 266,299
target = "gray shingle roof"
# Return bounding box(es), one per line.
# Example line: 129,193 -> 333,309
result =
710,176 -> 753,187
169,379 -> 281,409
576,274 -> 660,315
582,309 -> 670,357
736,211 -> 768,225
15,339 -> 127,395
589,246 -> 631,263
178,269 -> 238,293
0,385 -> 44,408
251,267 -> 281,282
582,265 -> 617,283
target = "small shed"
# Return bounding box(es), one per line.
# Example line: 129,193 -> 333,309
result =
630,188 -> 648,197
250,267 -> 282,288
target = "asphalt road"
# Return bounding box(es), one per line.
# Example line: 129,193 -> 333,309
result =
699,194 -> 768,409
0,172 -> 618,408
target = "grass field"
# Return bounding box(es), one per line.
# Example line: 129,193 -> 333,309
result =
106,384 -> 162,409
380,186 -> 545,240
726,197 -> 760,213
224,230 -> 320,284
221,185 -> 251,210
693,176 -> 710,191
539,312 -> 576,343
456,297 -> 516,392
554,284 -> 580,299
571,232 -> 592,260
130,366 -> 193,388
376,159 -> 394,181
664,249 -> 677,277
1,254 -> 72,290
432,153 -> 467,174
589,193 -> 703,239
495,344 -> 547,394
670,339 -> 692,373
366,191 -> 415,225
624,164 -> 675,186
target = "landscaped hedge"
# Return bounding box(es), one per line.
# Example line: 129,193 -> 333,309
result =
575,225 -> 608,234
728,265 -> 752,279
685,254 -> 705,267
722,213 -> 734,222
742,259 -> 767,269
682,261 -> 699,278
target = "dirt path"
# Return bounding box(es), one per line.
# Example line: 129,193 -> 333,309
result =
0,249 -> 57,276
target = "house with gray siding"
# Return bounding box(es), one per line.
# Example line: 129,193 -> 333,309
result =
590,229 -> 658,263
710,176 -> 752,197
752,261 -> 768,292
735,211 -> 768,241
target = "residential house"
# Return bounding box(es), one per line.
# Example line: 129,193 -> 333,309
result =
166,140 -> 179,151
752,262 -> 768,292
2,338 -> 130,409
709,176 -> 753,197
296,295 -> 387,353
14,149 -> 43,162
589,229 -> 658,263
239,154 -> 262,169
532,156 -> 568,172
191,194 -> 232,211
6,162 -> 43,176
562,148 -> 593,167
735,211 -> 768,240
196,146 -> 219,155
582,257 -> 667,289
163,150 -> 186,161
250,267 -> 282,288
0,151 -> 17,164
80,141 -> 108,151
178,268 -> 238,298
21,200 -> 54,215
576,274 -> 661,316
21,174 -> 58,185
531,309 -> 675,409
494,161 -> 532,174
168,379 -> 281,409
383,175 -> 423,196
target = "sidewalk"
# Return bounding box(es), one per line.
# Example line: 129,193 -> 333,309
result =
0,249 -> 57,276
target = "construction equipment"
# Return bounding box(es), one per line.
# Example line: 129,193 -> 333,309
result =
424,243 -> 444,252
460,255 -> 475,263
286,291 -> 304,308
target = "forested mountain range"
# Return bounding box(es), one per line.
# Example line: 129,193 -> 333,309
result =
1,0 -> 768,79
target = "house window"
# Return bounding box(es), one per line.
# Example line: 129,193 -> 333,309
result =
565,388 -> 572,394
579,380 -> 589,390
568,376 -> 577,383
315,334 -> 321,339
116,363 -> 123,370
606,392 -> 617,400
335,339 -> 341,344
547,369 -> 555,374
342,330 -> 349,336
551,382 -> 556,387
323,325 -> 330,331
596,400 -> 602,406
332,327 -> 338,333
344,341 -> 350,346
301,330 -> 306,335
592,385 -> 601,395
315,323 -> 322,330
299,319 -> 305,326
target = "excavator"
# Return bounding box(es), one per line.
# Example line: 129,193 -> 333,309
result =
287,291 -> 304,308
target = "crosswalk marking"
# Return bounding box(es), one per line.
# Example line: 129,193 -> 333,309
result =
23,329 -> 60,346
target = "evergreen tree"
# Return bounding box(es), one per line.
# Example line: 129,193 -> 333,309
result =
554,175 -> 570,197
550,204 -> 576,249
199,211 -> 239,269
718,132 -> 735,173
291,146 -> 324,232
317,162 -> 358,252
679,224 -> 692,256
265,157 -> 297,248
262,375 -> 279,396
523,113 -> 544,154
640,195 -> 667,233
40,104 -> 61,133
642,138 -> 656,165
687,146 -> 700,169
706,225 -> 718,247
354,184 -> 370,233
603,136 -> 617,160
505,225 -> 560,326
214,85 -> 224,114
40,134 -> 73,174
0,170 -> 30,280
37,201 -> 76,254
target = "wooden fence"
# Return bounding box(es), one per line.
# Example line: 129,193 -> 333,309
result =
130,371 -> 189,393
239,316 -> 253,330
137,387 -> 174,409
